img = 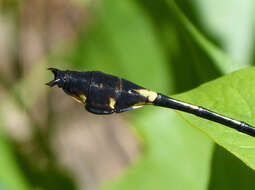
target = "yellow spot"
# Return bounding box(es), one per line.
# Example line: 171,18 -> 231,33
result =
71,94 -> 87,104
80,94 -> 87,103
109,98 -> 116,109
135,89 -> 158,102
134,101 -> 146,106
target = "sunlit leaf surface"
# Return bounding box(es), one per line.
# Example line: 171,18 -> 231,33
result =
175,67 -> 255,170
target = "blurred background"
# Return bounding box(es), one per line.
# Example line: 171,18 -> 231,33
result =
0,0 -> 255,190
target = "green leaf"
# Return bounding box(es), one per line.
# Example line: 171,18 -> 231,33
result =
174,67 -> 255,170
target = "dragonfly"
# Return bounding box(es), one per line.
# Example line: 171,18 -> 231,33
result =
46,68 -> 255,138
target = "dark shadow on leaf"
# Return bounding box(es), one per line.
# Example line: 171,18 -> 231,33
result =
208,144 -> 255,190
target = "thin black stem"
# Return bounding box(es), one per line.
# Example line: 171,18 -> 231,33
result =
154,94 -> 255,137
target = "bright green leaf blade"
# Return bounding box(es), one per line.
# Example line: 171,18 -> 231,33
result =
174,67 -> 255,170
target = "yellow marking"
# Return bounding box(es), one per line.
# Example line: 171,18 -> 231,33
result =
134,101 -> 146,106
109,98 -> 116,109
71,94 -> 87,104
80,94 -> 87,103
71,96 -> 83,104
135,89 -> 158,102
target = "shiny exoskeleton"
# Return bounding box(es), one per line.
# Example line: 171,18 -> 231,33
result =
46,68 -> 157,114
46,68 -> 255,138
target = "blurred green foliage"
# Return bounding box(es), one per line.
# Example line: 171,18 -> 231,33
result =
1,0 -> 255,189
0,119 -> 30,190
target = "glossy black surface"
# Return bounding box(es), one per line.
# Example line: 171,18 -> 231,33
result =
47,69 -> 148,114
